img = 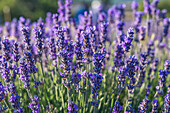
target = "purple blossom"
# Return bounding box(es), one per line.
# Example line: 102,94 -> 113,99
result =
151,99 -> 158,113
52,13 -> 60,30
59,47 -> 72,76
48,37 -> 57,66
81,31 -> 93,63
34,23 -> 44,56
62,79 -> 71,89
117,67 -> 126,89
57,0 -> 65,22
0,104 -> 8,112
163,18 -> 170,37
112,101 -> 123,113
71,73 -> 81,88
19,58 -> 30,89
131,1 -> 138,11
138,26 -> 146,41
65,0 -> 72,23
99,22 -> 108,46
12,42 -> 21,62
113,44 -> 124,68
2,38 -> 11,61
159,69 -> 168,88
21,26 -> 32,50
138,96 -> 150,113
126,104 -> 135,113
55,27 -> 66,51
28,96 -> 40,113
7,83 -> 23,112
93,49 -> 105,74
24,51 -> 38,74
0,82 -> 7,102
163,85 -> 170,113
164,60 -> 170,73
126,56 -> 139,84
67,100 -> 78,113
121,27 -> 134,52
11,64 -> 19,81
137,52 -> 148,86
89,73 -> 103,105
75,30 -> 83,68
1,62 -> 11,83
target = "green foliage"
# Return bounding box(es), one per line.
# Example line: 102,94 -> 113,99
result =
0,0 -> 58,22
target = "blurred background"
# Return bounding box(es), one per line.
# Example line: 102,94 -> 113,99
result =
0,0 -> 170,24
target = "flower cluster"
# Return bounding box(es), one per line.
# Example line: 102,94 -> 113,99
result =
19,58 -> 30,89
126,55 -> 139,84
7,83 -> 23,112
138,52 -> 148,86
21,26 -> 32,50
121,27 -> 134,52
75,30 -> 83,68
81,31 -> 93,63
158,69 -> 168,88
113,44 -> 124,68
1,62 -> 11,83
93,50 -> 105,74
71,73 -> 81,88
89,73 -> 103,106
28,96 -> 40,113
34,23 -> 44,57
163,85 -> 170,113
0,82 -> 7,102
67,100 -> 78,113
138,96 -> 150,112
12,42 -> 21,62
151,99 -> 158,113
2,38 -> 11,61
112,101 -> 123,113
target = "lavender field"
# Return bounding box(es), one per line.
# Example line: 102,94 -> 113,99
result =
0,0 -> 170,113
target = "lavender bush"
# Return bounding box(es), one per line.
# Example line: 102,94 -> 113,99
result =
0,0 -> 169,112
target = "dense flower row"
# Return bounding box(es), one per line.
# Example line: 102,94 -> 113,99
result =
0,0 -> 169,113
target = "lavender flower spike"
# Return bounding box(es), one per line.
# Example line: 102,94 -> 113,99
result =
28,96 -> 40,113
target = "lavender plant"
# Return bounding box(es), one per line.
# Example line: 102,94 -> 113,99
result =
0,0 -> 169,113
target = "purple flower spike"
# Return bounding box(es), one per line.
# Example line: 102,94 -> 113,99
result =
163,85 -> 170,113
0,82 -> 7,102
0,104 -> 8,112
126,55 -> 139,84
138,26 -> 146,41
152,99 -> 158,113
19,58 -> 31,89
121,27 -> 134,52
113,44 -> 124,68
138,96 -> 150,113
93,49 -> 105,74
13,42 -> 21,62
164,60 -> 170,73
28,96 -> 40,113
89,73 -> 103,105
112,101 -> 123,113
131,1 -> 139,11
163,18 -> 170,37
21,26 -> 32,50
2,37 -> 11,61
72,73 -> 81,88
126,104 -> 135,113
1,62 -> 11,83
159,69 -> 168,88
67,100 -> 78,113
7,83 -> 23,112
